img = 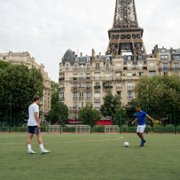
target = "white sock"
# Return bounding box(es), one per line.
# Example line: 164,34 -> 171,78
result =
39,144 -> 44,150
27,144 -> 32,150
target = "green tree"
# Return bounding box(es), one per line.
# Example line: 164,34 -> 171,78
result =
46,102 -> 68,125
133,75 -> 180,124
100,92 -> 123,124
0,61 -> 11,69
46,81 -> 68,125
113,108 -> 126,127
51,81 -> 59,107
78,106 -> 100,127
0,62 -> 43,126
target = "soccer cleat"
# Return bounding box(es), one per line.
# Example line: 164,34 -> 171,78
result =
27,149 -> 36,154
41,149 -> 50,154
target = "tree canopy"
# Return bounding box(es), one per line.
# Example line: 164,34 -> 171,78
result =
78,106 -> 100,127
132,75 -> 180,124
45,81 -> 68,125
0,62 -> 43,125
100,92 -> 124,124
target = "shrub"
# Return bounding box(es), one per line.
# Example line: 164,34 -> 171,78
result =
152,124 -> 175,133
92,126 -> 104,132
62,126 -> 75,133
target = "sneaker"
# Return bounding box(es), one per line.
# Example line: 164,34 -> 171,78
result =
27,149 -> 36,154
41,149 -> 50,154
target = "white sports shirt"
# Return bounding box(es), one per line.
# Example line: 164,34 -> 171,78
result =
27,103 -> 39,126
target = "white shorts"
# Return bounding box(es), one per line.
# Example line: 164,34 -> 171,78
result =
137,125 -> 146,133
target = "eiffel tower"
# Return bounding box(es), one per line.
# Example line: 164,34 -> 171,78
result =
106,0 -> 146,56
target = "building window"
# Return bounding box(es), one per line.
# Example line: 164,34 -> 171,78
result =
115,72 -> 121,80
95,63 -> 100,70
116,91 -> 121,96
162,63 -> 169,70
86,82 -> 90,88
86,92 -> 91,99
73,102 -> 77,108
79,92 -> 84,99
127,91 -> 134,100
106,63 -> 110,70
172,55 -> 180,61
59,92 -> 64,100
127,81 -> 133,88
139,72 -> 144,77
65,63 -> 69,70
173,63 -> 179,70
74,63 -> 78,70
149,71 -> 156,77
87,63 -> 90,69
79,82 -> 83,87
127,56 -> 132,60
94,102 -> 101,109
86,73 -> 90,79
160,55 -> 168,61
73,92 -> 78,99
73,82 -> 77,88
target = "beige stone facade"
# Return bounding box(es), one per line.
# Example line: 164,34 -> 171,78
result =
0,51 -> 52,117
59,46 -> 180,118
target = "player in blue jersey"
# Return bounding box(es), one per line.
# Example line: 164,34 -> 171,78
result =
132,106 -> 154,147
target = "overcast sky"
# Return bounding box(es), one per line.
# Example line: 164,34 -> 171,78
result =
0,0 -> 180,82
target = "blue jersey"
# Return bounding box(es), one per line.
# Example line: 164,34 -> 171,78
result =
136,111 -> 147,125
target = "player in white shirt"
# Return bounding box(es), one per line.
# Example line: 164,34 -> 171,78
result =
27,95 -> 50,154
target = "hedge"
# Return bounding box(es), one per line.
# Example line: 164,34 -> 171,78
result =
0,124 -> 179,133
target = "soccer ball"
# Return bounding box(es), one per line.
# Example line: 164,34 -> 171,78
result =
123,142 -> 130,147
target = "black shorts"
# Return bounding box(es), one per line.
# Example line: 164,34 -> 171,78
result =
28,126 -> 40,135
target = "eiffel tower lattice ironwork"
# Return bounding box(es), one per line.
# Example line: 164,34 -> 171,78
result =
106,0 -> 146,56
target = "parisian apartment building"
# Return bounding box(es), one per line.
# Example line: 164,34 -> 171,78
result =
0,51 -> 52,118
59,47 -> 180,115
59,0 -> 180,118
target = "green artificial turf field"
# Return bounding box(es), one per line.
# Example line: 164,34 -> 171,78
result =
0,133 -> 179,180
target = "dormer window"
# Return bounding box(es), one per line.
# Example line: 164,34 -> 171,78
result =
65,63 -> 69,70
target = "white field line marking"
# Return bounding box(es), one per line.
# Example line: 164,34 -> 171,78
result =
48,136 -> 124,144
0,136 -> 124,145
0,134 -> 26,139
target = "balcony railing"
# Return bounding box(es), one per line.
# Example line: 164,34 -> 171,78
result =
94,85 -> 101,89
59,87 -> 65,91
116,86 -> 122,90
103,83 -> 113,89
70,77 -> 91,81
71,87 -> 92,92
94,97 -> 101,100
59,97 -> 64,101
159,67 -> 180,71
